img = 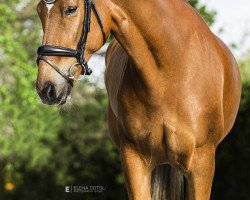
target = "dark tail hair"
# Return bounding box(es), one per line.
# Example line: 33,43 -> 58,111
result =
151,164 -> 186,200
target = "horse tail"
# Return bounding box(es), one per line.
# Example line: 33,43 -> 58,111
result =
151,164 -> 186,200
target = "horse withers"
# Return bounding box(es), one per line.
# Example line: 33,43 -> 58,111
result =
36,0 -> 241,199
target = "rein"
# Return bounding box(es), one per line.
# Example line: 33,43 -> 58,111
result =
37,0 -> 106,82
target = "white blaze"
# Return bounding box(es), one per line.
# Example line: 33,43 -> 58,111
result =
46,4 -> 54,12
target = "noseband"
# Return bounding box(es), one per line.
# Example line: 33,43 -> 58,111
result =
37,0 -> 106,82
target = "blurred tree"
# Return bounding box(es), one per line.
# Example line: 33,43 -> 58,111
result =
189,0 -> 217,26
238,53 -> 250,83
0,0 -> 61,196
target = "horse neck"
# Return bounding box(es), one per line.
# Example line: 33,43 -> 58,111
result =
107,0 -> 194,90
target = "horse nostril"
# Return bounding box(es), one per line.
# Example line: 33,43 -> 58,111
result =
43,82 -> 56,102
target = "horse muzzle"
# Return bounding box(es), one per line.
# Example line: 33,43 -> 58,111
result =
36,81 -> 72,105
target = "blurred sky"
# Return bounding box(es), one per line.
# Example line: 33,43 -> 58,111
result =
89,0 -> 250,83
200,0 -> 250,57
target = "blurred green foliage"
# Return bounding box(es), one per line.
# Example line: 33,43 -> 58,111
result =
0,1 -> 249,200
0,0 -> 61,189
239,53 -> 250,83
189,0 -> 217,26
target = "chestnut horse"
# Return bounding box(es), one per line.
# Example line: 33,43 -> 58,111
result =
36,0 -> 241,199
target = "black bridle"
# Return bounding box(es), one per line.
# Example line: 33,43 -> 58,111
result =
37,0 -> 106,82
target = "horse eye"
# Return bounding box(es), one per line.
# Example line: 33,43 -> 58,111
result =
65,6 -> 77,15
